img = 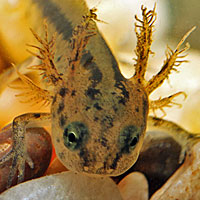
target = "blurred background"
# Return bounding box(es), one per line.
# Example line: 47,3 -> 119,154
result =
0,0 -> 199,132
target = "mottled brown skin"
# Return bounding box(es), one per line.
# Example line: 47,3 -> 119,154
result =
0,0 -> 194,188
48,3 -> 149,176
52,73 -> 148,175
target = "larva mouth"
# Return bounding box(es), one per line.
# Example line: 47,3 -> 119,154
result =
81,164 -> 116,176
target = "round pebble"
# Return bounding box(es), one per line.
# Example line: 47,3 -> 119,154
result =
118,172 -> 148,200
0,124 -> 52,193
0,171 -> 122,200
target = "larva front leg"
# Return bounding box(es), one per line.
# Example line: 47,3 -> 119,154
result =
1,113 -> 51,188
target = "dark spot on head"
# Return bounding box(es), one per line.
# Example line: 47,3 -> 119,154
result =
89,68 -> 103,88
81,50 -> 93,66
112,105 -> 118,112
118,98 -> 126,105
81,52 -> 103,87
85,106 -> 91,111
59,114 -> 66,127
71,64 -> 75,70
56,138 -> 60,143
94,116 -> 99,121
101,115 -> 114,128
138,79 -> 142,84
135,107 -> 139,112
56,55 -> 62,62
106,146 -> 110,151
52,95 -> 57,105
115,82 -> 129,105
34,113 -> 41,118
110,153 -> 121,169
57,102 -> 65,114
93,102 -> 102,110
85,88 -> 101,100
137,88 -> 141,92
99,137 -> 108,147
59,88 -> 68,97
71,90 -> 76,96
79,148 -> 90,167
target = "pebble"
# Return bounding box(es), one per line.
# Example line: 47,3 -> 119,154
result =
0,124 -> 52,193
151,141 -> 200,200
0,171 -> 122,200
118,172 -> 148,200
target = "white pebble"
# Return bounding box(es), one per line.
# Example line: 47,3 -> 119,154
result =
118,172 -> 148,200
0,171 -> 122,200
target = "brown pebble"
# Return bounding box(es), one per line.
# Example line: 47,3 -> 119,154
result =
0,123 -> 52,193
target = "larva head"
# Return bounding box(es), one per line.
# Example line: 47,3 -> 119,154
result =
51,78 -> 148,176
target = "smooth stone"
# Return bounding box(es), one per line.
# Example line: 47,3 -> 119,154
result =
118,172 -> 148,200
0,171 -> 122,200
0,124 -> 52,193
151,142 -> 200,200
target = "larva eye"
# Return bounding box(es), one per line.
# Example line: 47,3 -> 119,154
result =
63,122 -> 89,151
118,125 -> 141,154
